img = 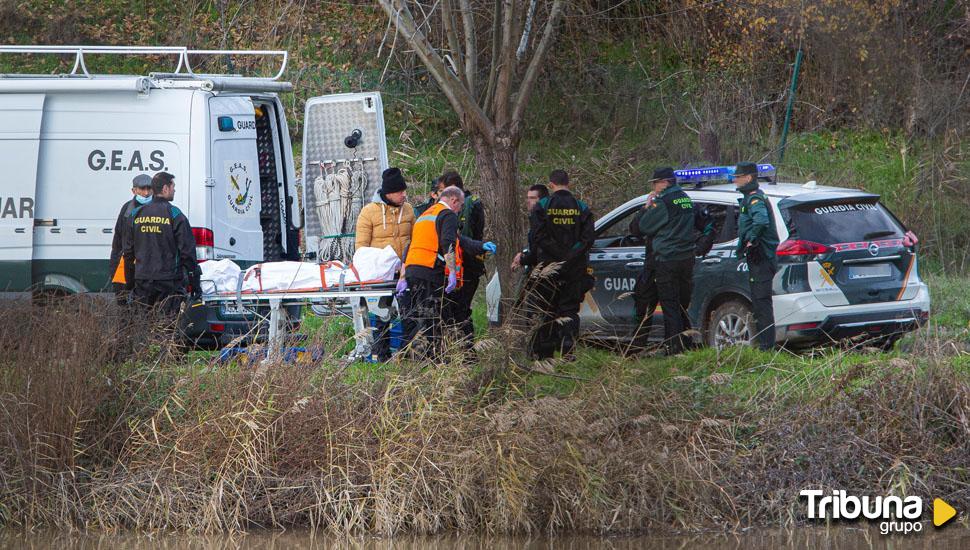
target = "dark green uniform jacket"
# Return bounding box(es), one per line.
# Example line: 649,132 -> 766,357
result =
637,184 -> 696,262
736,182 -> 780,265
458,191 -> 486,277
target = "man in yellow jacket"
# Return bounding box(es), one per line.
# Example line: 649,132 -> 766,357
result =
355,167 -> 415,361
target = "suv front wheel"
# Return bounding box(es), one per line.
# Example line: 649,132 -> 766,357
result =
706,300 -> 754,349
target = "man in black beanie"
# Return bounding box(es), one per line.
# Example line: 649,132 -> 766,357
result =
355,167 -> 415,361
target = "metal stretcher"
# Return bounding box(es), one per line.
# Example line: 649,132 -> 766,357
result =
202,281 -> 396,361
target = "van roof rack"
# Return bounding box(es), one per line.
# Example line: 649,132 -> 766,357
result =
0,45 -> 288,81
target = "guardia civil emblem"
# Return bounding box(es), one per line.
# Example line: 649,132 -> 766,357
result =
227,161 -> 255,215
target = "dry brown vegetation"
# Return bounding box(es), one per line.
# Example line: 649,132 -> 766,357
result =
1,298 -> 968,534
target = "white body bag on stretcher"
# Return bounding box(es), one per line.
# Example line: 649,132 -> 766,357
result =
240,261 -> 360,293
237,247 -> 400,293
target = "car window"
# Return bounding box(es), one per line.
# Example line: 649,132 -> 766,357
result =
597,205 -> 641,239
694,202 -> 738,245
784,199 -> 903,244
592,205 -> 646,249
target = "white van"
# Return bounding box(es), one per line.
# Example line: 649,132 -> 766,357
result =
0,46 -> 389,344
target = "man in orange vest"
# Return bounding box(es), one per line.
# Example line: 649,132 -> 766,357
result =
397,185 -> 494,359
109,174 -> 153,303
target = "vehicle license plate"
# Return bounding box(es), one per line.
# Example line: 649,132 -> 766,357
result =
847,263 -> 892,280
220,303 -> 253,316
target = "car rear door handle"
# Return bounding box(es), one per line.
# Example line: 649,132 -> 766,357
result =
625,261 -> 644,269
702,257 -> 722,264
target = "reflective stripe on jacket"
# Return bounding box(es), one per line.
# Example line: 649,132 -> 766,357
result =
404,202 -> 464,287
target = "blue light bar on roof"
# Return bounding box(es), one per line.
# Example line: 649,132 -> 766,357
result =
675,164 -> 776,184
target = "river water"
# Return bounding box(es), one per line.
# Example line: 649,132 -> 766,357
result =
1,527 -> 968,550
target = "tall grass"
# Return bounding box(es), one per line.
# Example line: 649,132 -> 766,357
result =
1,295 -> 969,534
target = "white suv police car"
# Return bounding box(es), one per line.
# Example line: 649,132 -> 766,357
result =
581,165 -> 931,349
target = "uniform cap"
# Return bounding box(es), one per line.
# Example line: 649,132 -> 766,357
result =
649,166 -> 675,182
132,174 -> 152,188
734,162 -> 758,176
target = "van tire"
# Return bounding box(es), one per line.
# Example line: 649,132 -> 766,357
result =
706,300 -> 754,349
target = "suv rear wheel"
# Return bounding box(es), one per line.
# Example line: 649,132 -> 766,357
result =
706,300 -> 754,349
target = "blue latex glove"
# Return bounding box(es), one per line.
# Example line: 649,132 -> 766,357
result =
395,277 -> 408,296
445,271 -> 458,293
482,241 -> 497,255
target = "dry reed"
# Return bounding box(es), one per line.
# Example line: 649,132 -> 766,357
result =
1,297 -> 968,535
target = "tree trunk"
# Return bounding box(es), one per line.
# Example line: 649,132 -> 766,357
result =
699,126 -> 721,165
373,0 -> 568,327
469,131 -> 521,322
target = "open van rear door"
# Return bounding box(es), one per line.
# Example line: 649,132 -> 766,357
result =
0,94 -> 44,291
209,96 -> 264,262
301,92 -> 389,262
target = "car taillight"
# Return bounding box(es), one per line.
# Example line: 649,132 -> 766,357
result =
776,239 -> 833,257
209,323 -> 225,333
787,322 -> 820,331
193,227 -> 214,261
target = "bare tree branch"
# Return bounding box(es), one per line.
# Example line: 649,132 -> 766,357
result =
516,0 -> 537,61
483,0 -> 502,112
510,0 -> 531,56
412,0 -> 443,33
458,0 -> 477,98
376,0 -> 494,138
378,9 -> 399,84
493,0 -> 518,129
441,0 -> 464,81
511,0 -> 566,133
375,0 -> 568,324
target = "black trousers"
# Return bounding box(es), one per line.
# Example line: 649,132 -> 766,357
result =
529,266 -> 585,360
655,258 -> 694,354
748,259 -> 777,351
446,272 -> 481,343
400,276 -> 446,360
632,265 -> 659,348
371,316 -> 393,361
112,282 -> 130,306
132,279 -> 184,316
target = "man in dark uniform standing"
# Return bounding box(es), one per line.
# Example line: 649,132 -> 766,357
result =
122,172 -> 201,316
440,170 -> 486,342
733,162 -> 780,351
528,170 -> 595,359
108,174 -> 153,303
637,167 -> 696,355
628,189 -> 715,352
